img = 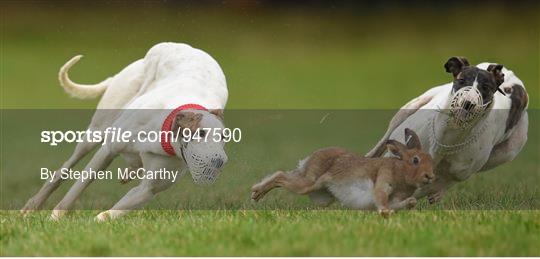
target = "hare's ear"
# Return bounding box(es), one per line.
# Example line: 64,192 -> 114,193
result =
386,140 -> 407,160
404,128 -> 422,150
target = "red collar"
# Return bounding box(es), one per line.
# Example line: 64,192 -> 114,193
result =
160,104 -> 207,156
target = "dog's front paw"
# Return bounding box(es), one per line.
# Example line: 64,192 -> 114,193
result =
50,210 -> 67,221
378,208 -> 394,218
20,198 -> 42,217
20,210 -> 34,218
20,205 -> 36,217
95,211 -> 111,222
405,197 -> 418,209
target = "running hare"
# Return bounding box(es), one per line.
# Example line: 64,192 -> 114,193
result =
251,128 -> 434,217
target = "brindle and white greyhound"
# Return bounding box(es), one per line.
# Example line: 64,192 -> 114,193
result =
366,57 -> 528,203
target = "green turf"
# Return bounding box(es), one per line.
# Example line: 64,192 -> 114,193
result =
1,210 -> 539,256
1,110 -> 538,256
1,2 -> 539,257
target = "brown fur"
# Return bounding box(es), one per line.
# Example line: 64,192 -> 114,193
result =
172,111 -> 203,134
251,128 -> 434,217
209,109 -> 224,121
505,84 -> 528,133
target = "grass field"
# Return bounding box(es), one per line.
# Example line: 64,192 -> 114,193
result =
2,210 -> 539,256
1,2 -> 539,256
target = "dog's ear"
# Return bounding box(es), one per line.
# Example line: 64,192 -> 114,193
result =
404,128 -> 422,150
386,140 -> 408,160
209,109 -> 224,120
444,56 -> 470,78
172,111 -> 203,136
487,63 -> 505,88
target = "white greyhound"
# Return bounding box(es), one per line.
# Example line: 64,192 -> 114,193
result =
21,42 -> 229,221
366,57 -> 528,203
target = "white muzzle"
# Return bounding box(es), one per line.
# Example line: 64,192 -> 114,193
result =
181,141 -> 227,185
449,86 -> 491,128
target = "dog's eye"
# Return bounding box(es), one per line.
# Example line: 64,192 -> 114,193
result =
412,156 -> 420,165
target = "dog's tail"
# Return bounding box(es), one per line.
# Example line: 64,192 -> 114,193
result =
58,55 -> 111,99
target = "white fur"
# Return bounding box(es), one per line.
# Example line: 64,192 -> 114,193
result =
327,179 -> 375,209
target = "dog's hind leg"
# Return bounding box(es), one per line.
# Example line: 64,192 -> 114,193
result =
51,146 -> 115,220
21,141 -> 99,214
95,153 -> 181,222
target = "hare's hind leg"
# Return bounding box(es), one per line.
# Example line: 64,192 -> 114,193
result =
251,170 -> 329,202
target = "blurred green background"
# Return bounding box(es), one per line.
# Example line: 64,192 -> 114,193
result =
1,1 -> 538,109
